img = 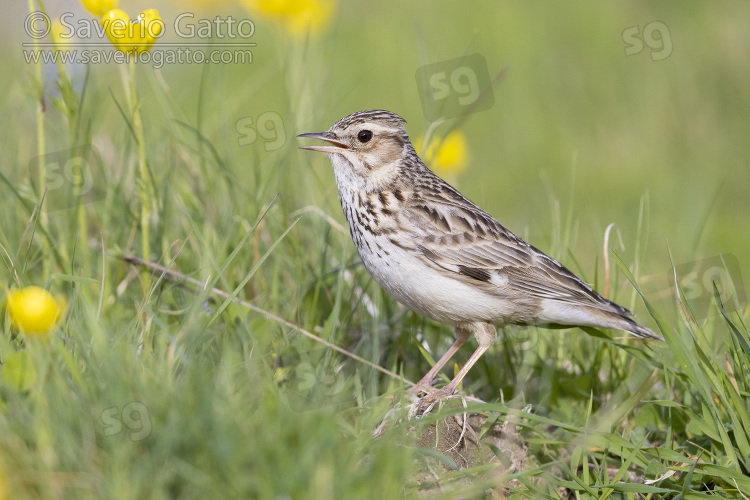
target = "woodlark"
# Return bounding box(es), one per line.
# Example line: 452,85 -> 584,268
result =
299,110 -> 662,395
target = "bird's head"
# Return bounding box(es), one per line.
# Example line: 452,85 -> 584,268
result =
298,110 -> 412,180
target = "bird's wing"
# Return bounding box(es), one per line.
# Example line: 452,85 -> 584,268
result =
398,189 -> 633,316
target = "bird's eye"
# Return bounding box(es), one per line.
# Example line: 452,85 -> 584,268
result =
357,130 -> 373,143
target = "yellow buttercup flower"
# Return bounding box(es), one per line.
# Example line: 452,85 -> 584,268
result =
241,0 -> 335,37
80,0 -> 119,17
415,130 -> 469,176
5,286 -> 64,337
101,9 -> 163,54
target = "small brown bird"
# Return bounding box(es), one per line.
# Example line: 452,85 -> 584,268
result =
299,110 -> 661,395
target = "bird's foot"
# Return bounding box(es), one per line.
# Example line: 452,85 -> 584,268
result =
407,380 -> 438,398
373,385 -> 486,437
408,387 -> 457,418
408,387 -> 486,418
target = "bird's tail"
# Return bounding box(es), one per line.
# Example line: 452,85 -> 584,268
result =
623,318 -> 663,340
592,307 -> 663,341
539,300 -> 664,341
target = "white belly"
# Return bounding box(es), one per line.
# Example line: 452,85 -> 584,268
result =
357,237 -> 512,326
331,160 -> 517,326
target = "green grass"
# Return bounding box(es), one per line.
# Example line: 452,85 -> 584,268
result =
1,1 -> 750,498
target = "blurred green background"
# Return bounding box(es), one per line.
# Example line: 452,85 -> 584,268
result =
2,1 -> 749,497
6,1 -> 748,315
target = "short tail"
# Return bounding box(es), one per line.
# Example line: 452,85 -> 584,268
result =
593,306 -> 663,341
599,301 -> 663,341
622,318 -> 663,341
539,300 -> 664,341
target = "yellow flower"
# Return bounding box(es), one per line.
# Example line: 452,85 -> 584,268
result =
415,130 -> 469,175
101,9 -> 163,54
5,286 -> 64,337
241,0 -> 335,37
80,0 -> 119,17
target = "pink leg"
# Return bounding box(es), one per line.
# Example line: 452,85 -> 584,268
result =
444,323 -> 497,394
443,343 -> 492,394
414,326 -> 471,392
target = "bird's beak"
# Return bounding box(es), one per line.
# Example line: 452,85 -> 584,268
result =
297,132 -> 350,154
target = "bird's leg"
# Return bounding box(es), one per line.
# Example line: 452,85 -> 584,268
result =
414,326 -> 471,393
443,323 -> 496,394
